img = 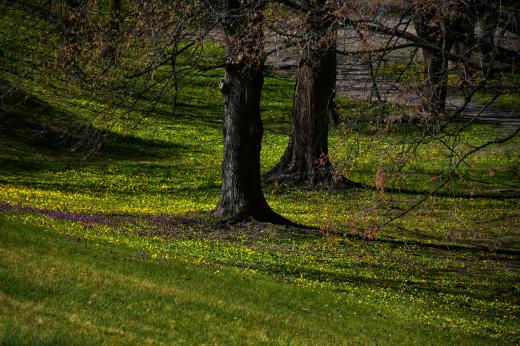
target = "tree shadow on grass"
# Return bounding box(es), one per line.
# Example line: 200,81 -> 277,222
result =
1,202 -> 518,318
0,87 -> 191,167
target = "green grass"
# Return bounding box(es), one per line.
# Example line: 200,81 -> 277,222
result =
1,4 -> 519,344
0,214 -> 514,345
473,92 -> 520,109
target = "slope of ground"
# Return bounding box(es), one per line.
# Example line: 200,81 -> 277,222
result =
1,4 -> 519,344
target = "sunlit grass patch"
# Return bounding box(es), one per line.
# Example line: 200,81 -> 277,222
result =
1,207 -> 518,343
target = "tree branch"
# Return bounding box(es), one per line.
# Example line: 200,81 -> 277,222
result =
383,125 -> 520,226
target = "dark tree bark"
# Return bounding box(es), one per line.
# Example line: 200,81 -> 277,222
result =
265,1 -> 340,187
215,64 -> 275,220
215,0 -> 294,225
328,91 -> 339,127
413,0 -> 474,117
478,2 -> 498,70
416,33 -> 451,117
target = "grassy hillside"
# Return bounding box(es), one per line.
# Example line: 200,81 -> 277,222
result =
1,4 -> 519,345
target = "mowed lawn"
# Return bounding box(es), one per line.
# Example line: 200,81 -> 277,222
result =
0,216 -> 510,345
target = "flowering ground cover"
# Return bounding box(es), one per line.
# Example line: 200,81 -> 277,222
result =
1,72 -> 519,343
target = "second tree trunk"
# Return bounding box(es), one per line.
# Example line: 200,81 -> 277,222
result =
266,28 -> 337,187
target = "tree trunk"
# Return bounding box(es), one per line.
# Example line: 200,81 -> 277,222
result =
477,2 -> 499,73
414,14 -> 452,118
420,46 -> 450,117
215,64 -> 274,220
266,44 -> 337,186
328,90 -> 339,127
265,4 -> 339,187
413,1 -> 474,117
215,0 -> 294,225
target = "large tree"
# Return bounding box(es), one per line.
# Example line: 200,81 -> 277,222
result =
214,0 -> 294,224
265,0 -> 342,187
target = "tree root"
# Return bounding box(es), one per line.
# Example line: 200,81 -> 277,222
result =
213,208 -> 316,230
